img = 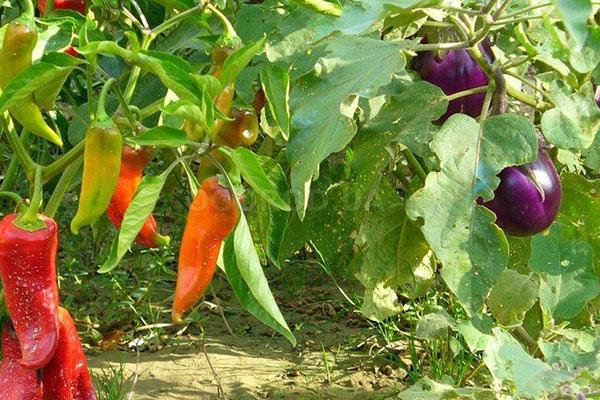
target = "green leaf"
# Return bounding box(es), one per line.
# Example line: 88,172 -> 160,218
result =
136,50 -> 206,102
98,163 -> 178,273
230,148 -> 291,211
541,82 -> 600,151
529,222 -> 600,320
406,114 -> 538,315
126,126 -> 192,147
487,270 -> 538,327
552,0 -> 591,51
0,59 -> 79,113
289,0 -> 343,17
415,309 -> 456,340
223,212 -> 296,346
35,53 -> 82,109
569,25 -> 600,73
219,38 -> 267,87
360,81 -> 447,157
399,377 -> 495,400
361,282 -> 403,322
457,315 -> 494,353
251,158 -> 291,268
483,328 -> 570,397
560,173 -> 600,252
355,186 -> 433,321
259,64 -> 291,139
288,35 -> 407,219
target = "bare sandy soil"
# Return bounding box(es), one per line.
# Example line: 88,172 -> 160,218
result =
88,279 -> 406,399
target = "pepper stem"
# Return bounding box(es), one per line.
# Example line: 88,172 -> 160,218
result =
15,165 -> 45,231
207,4 -> 240,46
0,191 -> 24,205
19,0 -> 35,20
96,78 -> 116,122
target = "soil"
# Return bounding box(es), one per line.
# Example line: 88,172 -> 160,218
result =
88,274 -> 406,399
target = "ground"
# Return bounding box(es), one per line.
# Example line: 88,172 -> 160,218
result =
88,272 -> 406,399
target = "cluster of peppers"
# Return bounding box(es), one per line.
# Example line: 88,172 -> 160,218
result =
0,1 -> 257,393
0,15 -> 249,394
0,184 -> 97,398
0,1 -> 98,396
173,44 -> 264,321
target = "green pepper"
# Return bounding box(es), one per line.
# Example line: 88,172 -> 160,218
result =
71,79 -> 122,234
0,21 -> 63,147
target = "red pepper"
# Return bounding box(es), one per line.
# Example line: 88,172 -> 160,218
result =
106,146 -> 170,248
0,214 -> 59,369
65,46 -> 79,57
0,322 -> 43,399
42,307 -> 97,400
38,0 -> 86,14
252,88 -> 265,118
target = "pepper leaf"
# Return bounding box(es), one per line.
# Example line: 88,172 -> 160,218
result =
98,162 -> 179,273
259,63 -> 291,139
230,148 -> 291,211
126,126 -> 194,147
223,212 -> 296,346
219,37 -> 266,88
0,56 -> 80,113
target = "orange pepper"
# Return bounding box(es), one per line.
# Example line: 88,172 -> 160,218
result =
172,177 -> 239,323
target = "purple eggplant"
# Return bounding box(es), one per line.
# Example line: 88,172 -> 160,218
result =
414,40 -> 493,123
481,148 -> 562,237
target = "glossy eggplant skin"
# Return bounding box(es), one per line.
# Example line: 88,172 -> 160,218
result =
481,148 -> 562,237
414,41 -> 493,123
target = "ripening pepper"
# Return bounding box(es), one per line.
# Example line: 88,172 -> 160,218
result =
210,84 -> 235,141
71,79 -> 122,234
172,177 -> 239,323
215,108 -> 259,148
252,88 -> 266,119
38,0 -> 86,14
0,214 -> 59,369
183,45 -> 235,142
42,307 -> 98,400
0,22 -> 63,146
0,322 -> 43,399
212,44 -> 235,73
106,146 -> 170,248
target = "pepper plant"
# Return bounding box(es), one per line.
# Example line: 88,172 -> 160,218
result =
0,0 -> 599,397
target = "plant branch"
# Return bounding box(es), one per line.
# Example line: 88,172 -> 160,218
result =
150,1 -> 208,38
402,150 -> 427,182
506,83 -> 551,110
499,2 -> 551,20
414,41 -> 470,52
0,115 -> 35,179
44,157 -> 82,218
42,139 -> 86,183
123,34 -> 152,102
442,5 -> 482,16
206,3 -> 238,43
0,191 -> 23,205
445,86 -> 488,101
